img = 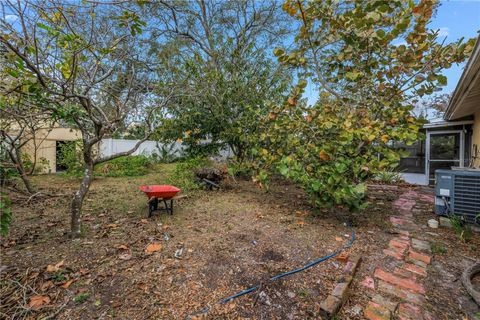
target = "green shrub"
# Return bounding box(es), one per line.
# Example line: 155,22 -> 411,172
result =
227,159 -> 254,178
0,192 -> 12,236
21,153 -> 50,174
166,157 -> 211,191
449,214 -> 472,242
0,147 -> 18,187
373,169 -> 403,184
152,142 -> 179,164
58,140 -> 84,176
95,155 -> 152,177
0,162 -> 18,188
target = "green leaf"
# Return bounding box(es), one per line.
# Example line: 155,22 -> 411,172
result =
376,29 -> 386,38
277,164 -> 289,176
36,23 -> 52,31
273,48 -> 285,57
437,75 -> 447,86
346,71 -> 361,81
7,69 -> 18,77
298,79 -> 308,88
378,4 -> 389,13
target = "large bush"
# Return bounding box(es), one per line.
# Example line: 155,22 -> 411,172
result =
57,141 -> 84,176
254,0 -> 474,210
151,0 -> 291,161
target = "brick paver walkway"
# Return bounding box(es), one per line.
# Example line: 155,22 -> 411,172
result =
362,190 -> 435,320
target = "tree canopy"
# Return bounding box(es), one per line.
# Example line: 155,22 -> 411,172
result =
254,0 -> 475,209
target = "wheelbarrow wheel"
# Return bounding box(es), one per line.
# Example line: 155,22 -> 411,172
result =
147,206 -> 152,218
148,198 -> 158,218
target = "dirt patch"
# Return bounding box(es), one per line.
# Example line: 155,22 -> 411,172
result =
262,249 -> 284,262
3,169 -> 473,319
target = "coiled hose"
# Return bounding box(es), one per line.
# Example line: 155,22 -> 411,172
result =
192,223 -> 355,316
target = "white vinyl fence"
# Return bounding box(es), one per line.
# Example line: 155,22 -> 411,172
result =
98,138 -> 232,159
98,138 -> 184,158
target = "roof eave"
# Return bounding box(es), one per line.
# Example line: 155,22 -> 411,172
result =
444,35 -> 480,121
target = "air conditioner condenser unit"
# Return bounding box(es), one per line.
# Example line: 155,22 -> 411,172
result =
435,169 -> 480,225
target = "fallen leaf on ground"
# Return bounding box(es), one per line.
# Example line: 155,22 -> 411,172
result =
335,237 -> 342,241
296,210 -> 309,216
335,252 -> 349,263
78,268 -> 89,275
119,253 -> 132,260
28,295 -> 51,309
61,279 -> 74,289
40,280 -> 54,291
145,243 -> 162,254
296,219 -> 305,226
106,224 -> 118,229
116,244 -> 129,250
138,282 -> 148,292
140,219 -> 149,224
46,260 -> 64,272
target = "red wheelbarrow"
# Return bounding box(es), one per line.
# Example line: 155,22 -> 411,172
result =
139,185 -> 181,217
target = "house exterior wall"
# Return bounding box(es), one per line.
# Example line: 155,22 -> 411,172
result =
473,110 -> 480,167
21,128 -> 82,173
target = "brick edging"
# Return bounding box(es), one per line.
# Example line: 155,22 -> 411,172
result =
319,255 -> 361,319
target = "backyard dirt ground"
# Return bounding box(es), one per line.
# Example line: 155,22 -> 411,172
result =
1,164 -> 479,319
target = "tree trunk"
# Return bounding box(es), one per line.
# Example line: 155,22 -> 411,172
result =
70,163 -> 94,238
18,167 -> 35,194
68,132 -> 150,238
229,142 -> 245,162
8,147 -> 36,194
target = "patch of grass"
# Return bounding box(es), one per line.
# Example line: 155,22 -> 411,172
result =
72,280 -> 88,288
73,291 -> 90,304
51,271 -> 66,282
96,155 -> 153,177
449,214 -> 472,242
297,288 -> 308,298
431,243 -> 447,255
